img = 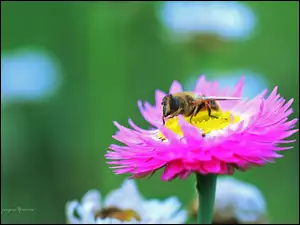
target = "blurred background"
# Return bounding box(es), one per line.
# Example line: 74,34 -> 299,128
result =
1,1 -> 299,224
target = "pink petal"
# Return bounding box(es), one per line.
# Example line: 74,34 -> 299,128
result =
162,161 -> 184,181
169,80 -> 183,94
194,75 -> 207,93
155,89 -> 166,106
231,76 -> 244,97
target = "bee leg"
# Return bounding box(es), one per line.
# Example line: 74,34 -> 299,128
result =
208,107 -> 218,119
189,116 -> 193,123
170,108 -> 183,119
190,105 -> 199,124
163,109 -> 182,125
176,108 -> 183,116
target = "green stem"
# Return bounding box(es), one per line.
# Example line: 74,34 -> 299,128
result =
196,173 -> 217,224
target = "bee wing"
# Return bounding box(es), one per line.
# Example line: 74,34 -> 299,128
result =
200,96 -> 243,101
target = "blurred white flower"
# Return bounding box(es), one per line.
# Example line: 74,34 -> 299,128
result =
66,179 -> 187,224
192,177 -> 268,224
185,71 -> 269,98
214,177 -> 268,223
1,48 -> 61,103
159,1 -> 256,40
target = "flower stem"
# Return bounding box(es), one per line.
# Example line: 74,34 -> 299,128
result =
196,173 -> 217,224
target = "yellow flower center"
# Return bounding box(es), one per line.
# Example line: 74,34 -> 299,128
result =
95,207 -> 141,222
159,109 -> 240,139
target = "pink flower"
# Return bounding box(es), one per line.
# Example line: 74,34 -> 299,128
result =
105,75 -> 298,181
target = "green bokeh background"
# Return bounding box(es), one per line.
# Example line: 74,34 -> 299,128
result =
1,1 -> 299,224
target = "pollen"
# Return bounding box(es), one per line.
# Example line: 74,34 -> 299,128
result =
159,109 -> 240,139
95,207 -> 141,222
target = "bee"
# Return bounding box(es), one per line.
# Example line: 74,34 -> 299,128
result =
161,92 -> 241,125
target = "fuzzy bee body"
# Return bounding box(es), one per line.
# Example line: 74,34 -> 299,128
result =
161,92 -> 240,125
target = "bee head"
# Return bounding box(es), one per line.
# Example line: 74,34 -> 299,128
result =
161,94 -> 180,117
